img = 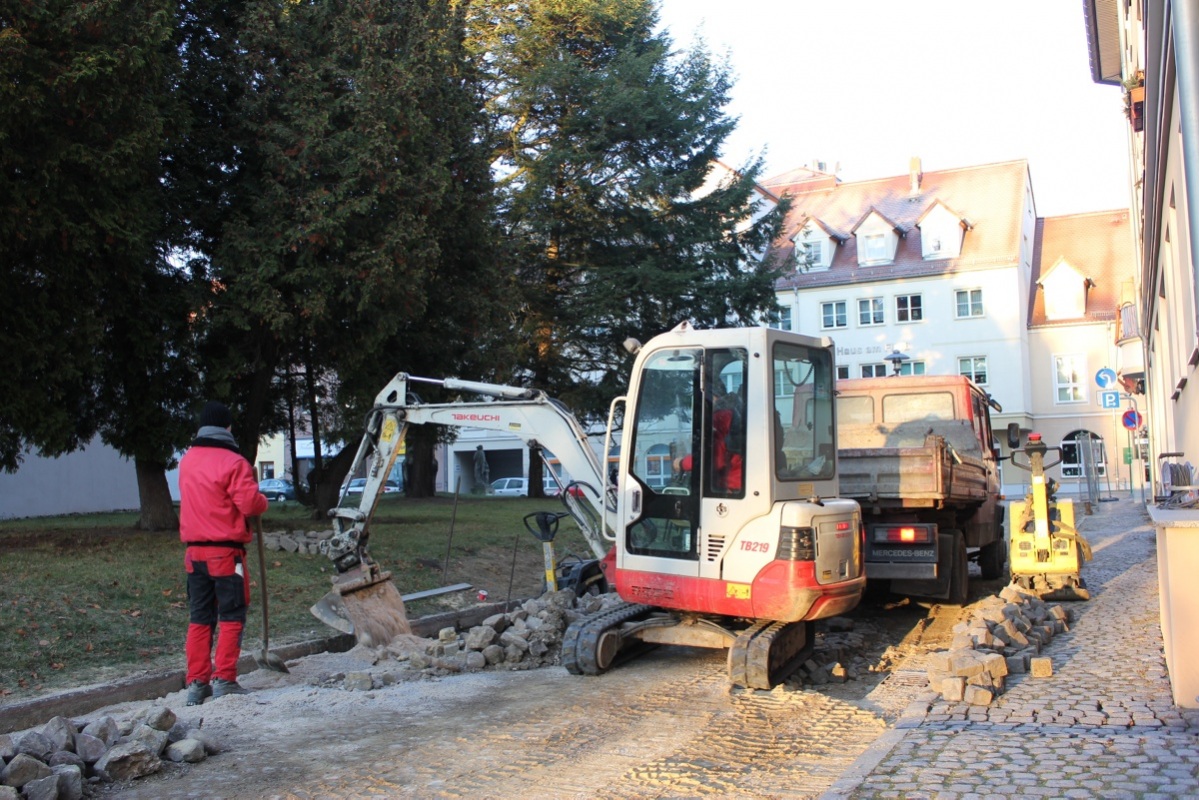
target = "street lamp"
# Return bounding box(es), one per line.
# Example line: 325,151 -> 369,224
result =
884,348 -> 910,376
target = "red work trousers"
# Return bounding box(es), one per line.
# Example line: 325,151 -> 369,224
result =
185,546 -> 250,683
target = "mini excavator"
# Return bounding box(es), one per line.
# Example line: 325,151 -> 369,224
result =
311,323 -> 866,689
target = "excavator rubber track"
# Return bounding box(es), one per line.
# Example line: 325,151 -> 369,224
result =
727,619 -> 815,690
562,601 -> 656,676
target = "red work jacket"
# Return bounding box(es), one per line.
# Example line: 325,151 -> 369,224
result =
179,439 -> 268,546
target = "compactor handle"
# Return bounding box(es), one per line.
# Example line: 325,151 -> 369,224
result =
1008,446 -> 1063,473
524,511 -> 569,543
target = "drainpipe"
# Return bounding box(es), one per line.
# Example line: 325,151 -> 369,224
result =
1174,0 -> 1199,321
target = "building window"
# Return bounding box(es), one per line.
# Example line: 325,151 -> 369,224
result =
259,462 -> 275,479
770,306 -> 793,331
955,289 -> 984,318
836,365 -> 850,380
959,356 -> 988,385
799,240 -> 821,269
821,301 -> 847,329
898,361 -> 926,376
1054,354 -> 1087,403
860,363 -> 888,378
896,294 -> 923,322
858,297 -> 884,326
644,444 -> 673,488
1061,431 -> 1107,478
863,233 -> 888,262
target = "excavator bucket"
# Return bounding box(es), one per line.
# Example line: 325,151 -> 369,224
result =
310,562 -> 412,647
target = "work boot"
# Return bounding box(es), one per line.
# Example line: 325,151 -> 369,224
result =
186,681 -> 212,706
211,677 -> 249,698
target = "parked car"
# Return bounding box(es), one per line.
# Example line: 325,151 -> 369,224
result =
343,478 -> 401,495
490,477 -> 527,497
258,478 -> 295,501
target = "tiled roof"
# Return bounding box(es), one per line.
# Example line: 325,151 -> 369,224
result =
1028,209 -> 1134,327
764,160 -> 1031,290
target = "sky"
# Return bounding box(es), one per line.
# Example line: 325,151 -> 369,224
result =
655,0 -> 1131,218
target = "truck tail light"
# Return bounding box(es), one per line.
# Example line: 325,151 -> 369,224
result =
777,526 -> 815,561
872,524 -> 934,544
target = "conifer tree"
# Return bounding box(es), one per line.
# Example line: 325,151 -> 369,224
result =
0,0 -> 193,528
465,0 -> 788,422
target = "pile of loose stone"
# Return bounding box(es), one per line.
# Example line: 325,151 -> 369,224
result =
308,588 -> 624,688
262,529 -> 878,691
261,528 -> 333,556
0,706 -> 216,799
924,583 -> 1075,706
310,588 -> 874,692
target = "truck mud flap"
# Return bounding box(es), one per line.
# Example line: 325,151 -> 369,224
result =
890,531 -> 957,600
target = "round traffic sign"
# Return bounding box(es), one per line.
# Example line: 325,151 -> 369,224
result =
1096,368 -> 1118,389
1122,409 -> 1142,430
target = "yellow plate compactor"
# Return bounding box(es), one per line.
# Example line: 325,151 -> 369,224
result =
1006,426 -> 1092,601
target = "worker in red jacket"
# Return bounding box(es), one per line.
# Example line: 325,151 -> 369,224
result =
178,401 -> 268,705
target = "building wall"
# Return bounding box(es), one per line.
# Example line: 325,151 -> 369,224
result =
1025,321 -> 1147,496
0,438 -> 140,520
1115,0 -> 1199,494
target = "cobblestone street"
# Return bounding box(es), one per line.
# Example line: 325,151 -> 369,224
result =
826,499 -> 1199,799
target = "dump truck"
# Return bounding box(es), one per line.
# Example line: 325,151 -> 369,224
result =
834,375 -> 1006,605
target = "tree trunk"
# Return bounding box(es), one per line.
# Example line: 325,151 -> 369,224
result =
133,459 -> 178,531
309,446 -> 356,520
528,443 -> 546,497
405,426 -> 439,498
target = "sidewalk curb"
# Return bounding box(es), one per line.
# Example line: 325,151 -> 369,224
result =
817,695 -> 932,800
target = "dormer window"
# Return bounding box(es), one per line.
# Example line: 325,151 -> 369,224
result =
791,219 -> 834,271
851,209 -> 902,266
1039,257 -> 1092,320
917,201 -> 967,260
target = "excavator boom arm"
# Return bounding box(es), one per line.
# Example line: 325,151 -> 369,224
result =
324,373 -> 612,573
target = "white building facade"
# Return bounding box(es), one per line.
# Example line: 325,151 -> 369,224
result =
765,160 -> 1140,498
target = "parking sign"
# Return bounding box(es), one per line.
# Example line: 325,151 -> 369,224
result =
1100,390 -> 1121,409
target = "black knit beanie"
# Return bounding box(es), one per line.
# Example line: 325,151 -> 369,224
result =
198,401 -> 233,429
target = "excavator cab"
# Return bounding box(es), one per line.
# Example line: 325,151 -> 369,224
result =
557,324 -> 864,688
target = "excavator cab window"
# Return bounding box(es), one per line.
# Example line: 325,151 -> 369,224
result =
773,341 -> 835,480
624,346 -> 701,558
624,346 -> 747,559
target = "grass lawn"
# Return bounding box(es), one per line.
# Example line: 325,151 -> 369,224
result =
0,494 -> 598,703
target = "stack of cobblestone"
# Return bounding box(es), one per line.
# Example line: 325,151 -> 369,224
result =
0,706 -> 218,799
925,583 -> 1074,705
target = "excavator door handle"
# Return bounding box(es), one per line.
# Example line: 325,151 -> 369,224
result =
631,488 -> 641,515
